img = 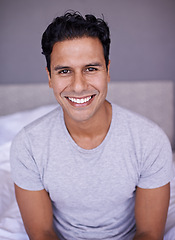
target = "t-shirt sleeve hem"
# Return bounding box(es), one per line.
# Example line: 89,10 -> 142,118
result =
13,178 -> 45,191
137,177 -> 173,189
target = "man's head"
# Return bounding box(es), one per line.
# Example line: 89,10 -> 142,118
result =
41,11 -> 111,74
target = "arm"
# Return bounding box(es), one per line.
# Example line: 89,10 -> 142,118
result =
133,183 -> 170,240
15,184 -> 60,240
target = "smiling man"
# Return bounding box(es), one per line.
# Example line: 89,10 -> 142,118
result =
47,37 -> 111,150
10,11 -> 173,240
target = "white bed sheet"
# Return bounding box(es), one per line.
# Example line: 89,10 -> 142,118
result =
0,105 -> 57,240
0,105 -> 174,240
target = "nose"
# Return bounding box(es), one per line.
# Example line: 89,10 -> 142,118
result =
71,71 -> 87,93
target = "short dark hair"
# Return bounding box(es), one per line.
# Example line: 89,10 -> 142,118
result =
41,11 -> 111,73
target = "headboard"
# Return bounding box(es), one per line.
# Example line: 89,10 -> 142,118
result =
0,80 -> 174,148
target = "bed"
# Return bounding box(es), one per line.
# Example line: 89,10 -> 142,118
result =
0,82 -> 175,240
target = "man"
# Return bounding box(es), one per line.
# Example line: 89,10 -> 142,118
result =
10,11 -> 173,240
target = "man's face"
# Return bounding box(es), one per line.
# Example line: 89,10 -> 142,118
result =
47,37 -> 110,123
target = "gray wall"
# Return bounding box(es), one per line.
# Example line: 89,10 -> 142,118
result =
0,0 -> 175,84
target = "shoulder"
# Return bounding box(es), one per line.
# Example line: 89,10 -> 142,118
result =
111,103 -> 172,153
25,106 -> 61,131
11,106 -> 63,148
112,103 -> 168,136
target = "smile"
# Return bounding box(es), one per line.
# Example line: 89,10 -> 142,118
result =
67,96 -> 92,104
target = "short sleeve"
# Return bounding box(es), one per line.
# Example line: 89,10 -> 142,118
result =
10,128 -> 44,191
137,128 -> 174,189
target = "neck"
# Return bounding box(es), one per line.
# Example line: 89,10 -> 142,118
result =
64,101 -> 112,149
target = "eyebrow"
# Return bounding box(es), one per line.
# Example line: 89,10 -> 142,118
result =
53,62 -> 103,71
53,65 -> 70,71
85,62 -> 102,68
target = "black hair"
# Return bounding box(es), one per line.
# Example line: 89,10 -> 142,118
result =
41,11 -> 111,73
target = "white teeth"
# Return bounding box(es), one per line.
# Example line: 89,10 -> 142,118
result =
68,96 -> 92,104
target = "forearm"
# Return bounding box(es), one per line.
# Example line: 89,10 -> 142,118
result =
133,232 -> 162,240
28,230 -> 61,240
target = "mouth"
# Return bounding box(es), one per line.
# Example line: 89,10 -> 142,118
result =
65,95 -> 95,105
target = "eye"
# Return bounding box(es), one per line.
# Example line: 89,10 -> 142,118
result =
59,69 -> 71,75
86,67 -> 98,72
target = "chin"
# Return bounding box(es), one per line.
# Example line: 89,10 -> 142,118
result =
64,110 -> 95,123
70,115 -> 93,123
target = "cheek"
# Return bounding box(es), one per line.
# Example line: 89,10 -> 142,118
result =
51,79 -> 68,95
93,75 -> 108,94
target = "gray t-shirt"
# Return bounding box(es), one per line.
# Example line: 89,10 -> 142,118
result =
10,103 -> 173,240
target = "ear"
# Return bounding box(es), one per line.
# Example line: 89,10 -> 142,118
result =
46,67 -> 52,88
107,60 -> 111,83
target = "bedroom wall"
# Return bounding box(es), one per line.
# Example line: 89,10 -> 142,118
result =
0,0 -> 175,84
